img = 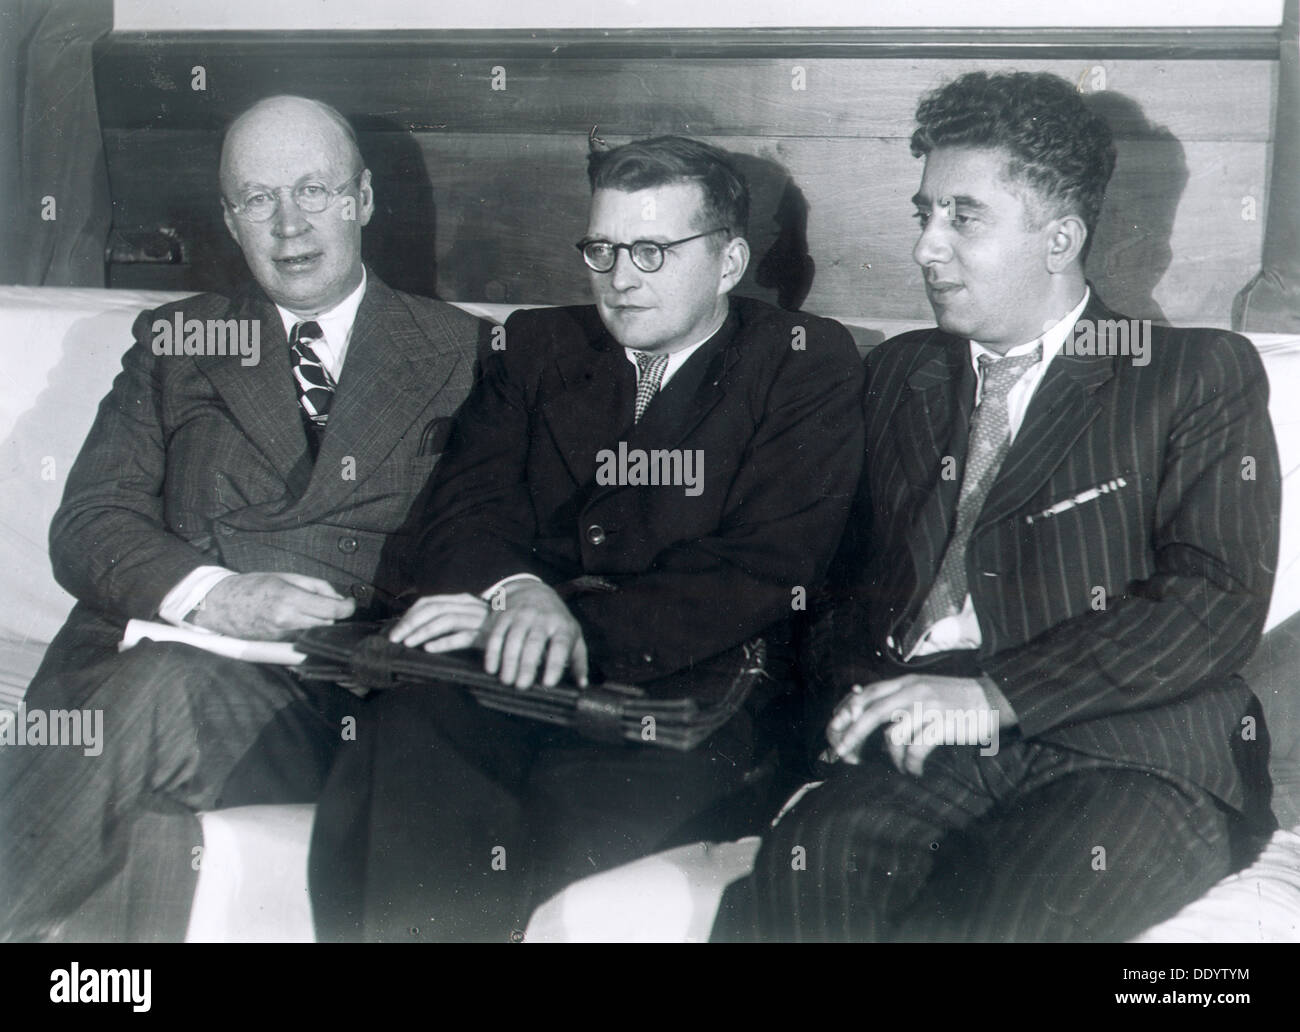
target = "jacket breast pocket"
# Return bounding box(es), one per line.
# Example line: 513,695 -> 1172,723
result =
418,416 -> 453,458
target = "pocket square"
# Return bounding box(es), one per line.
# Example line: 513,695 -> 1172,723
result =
1025,476 -> 1129,524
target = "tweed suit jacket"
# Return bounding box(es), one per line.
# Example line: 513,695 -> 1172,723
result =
410,296 -> 866,686
829,291 -> 1281,819
30,271 -> 487,710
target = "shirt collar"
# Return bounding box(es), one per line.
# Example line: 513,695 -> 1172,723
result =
621,303 -> 730,380
969,285 -> 1090,369
275,266 -> 368,370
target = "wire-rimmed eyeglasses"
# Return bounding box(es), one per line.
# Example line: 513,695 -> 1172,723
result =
225,171 -> 364,223
575,226 -> 729,273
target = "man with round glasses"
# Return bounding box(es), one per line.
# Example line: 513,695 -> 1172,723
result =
0,95 -> 487,941
309,134 -> 865,941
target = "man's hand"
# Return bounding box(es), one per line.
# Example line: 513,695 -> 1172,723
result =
483,580 -> 589,689
388,593 -> 491,653
189,572 -> 355,640
388,583 -> 588,690
825,674 -> 1012,776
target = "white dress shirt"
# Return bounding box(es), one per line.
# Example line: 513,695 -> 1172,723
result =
157,270 -> 369,625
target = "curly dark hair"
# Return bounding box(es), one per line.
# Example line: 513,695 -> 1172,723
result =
586,135 -> 749,240
911,71 -> 1116,249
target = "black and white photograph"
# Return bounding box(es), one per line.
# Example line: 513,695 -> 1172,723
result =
0,0 -> 1295,1005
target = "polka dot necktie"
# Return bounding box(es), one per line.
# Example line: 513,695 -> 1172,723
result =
633,351 -> 670,423
905,345 -> 1042,652
290,321 -> 336,428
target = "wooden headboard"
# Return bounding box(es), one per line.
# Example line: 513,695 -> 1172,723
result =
94,28 -> 1278,329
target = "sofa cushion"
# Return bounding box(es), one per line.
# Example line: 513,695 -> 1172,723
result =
0,286 -> 187,692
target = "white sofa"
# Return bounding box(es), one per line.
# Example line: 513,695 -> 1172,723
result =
2,284 -> 1298,942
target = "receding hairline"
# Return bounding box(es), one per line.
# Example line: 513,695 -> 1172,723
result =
219,96 -> 363,182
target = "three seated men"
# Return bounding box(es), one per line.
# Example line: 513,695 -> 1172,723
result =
2,70 -> 1282,943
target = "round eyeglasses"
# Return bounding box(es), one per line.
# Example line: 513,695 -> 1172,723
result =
575,227 -> 729,273
225,171 -> 364,223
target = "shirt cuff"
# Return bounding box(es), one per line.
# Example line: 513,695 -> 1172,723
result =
480,573 -> 543,603
158,566 -> 239,625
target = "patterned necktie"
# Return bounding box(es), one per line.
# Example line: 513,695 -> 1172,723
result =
905,345 -> 1042,652
633,351 -> 670,423
290,321 -> 336,427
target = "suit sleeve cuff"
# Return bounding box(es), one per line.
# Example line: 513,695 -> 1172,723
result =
480,573 -> 543,602
158,566 -> 238,625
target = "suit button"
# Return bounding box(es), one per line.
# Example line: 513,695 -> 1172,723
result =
586,524 -> 606,546
338,535 -> 359,554
350,583 -> 374,604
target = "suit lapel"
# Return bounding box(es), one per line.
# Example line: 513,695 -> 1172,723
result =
538,306 -> 738,501
978,296 -> 1117,529
195,286 -> 312,491
889,334 -> 976,608
307,275 -> 466,508
538,316 -> 637,489
894,332 -> 973,491
624,309 -> 737,451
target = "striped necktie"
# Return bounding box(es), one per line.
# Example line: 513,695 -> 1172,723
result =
290,321 -> 336,427
903,345 -> 1042,653
633,351 -> 670,423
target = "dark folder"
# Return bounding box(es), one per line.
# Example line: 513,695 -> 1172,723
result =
294,621 -> 767,752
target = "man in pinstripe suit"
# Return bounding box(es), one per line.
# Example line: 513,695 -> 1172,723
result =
716,71 -> 1281,942
0,96 -> 487,941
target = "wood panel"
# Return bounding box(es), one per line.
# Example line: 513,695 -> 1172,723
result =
94,34 -> 1278,329
96,50 -> 1275,142
102,128 -> 1269,326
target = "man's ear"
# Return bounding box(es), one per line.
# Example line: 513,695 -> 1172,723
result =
1045,213 -> 1087,273
718,235 -> 750,295
356,168 -> 375,228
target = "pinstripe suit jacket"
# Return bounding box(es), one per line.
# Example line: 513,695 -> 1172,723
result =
829,292 -> 1281,819
28,272 -> 487,712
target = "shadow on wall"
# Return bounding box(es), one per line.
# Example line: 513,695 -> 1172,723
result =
727,151 -> 817,314
355,115 -> 440,299
729,148 -> 884,351
1083,90 -> 1188,325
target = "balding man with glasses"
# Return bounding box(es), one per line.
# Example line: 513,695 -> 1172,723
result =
308,135 -> 865,941
0,95 -> 488,941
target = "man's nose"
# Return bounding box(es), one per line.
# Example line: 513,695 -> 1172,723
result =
912,217 -> 950,268
270,191 -> 311,237
608,248 -> 642,291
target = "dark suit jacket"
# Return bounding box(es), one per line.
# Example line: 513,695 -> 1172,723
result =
29,271 -> 487,710
411,297 -> 866,686
830,291 -> 1281,821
